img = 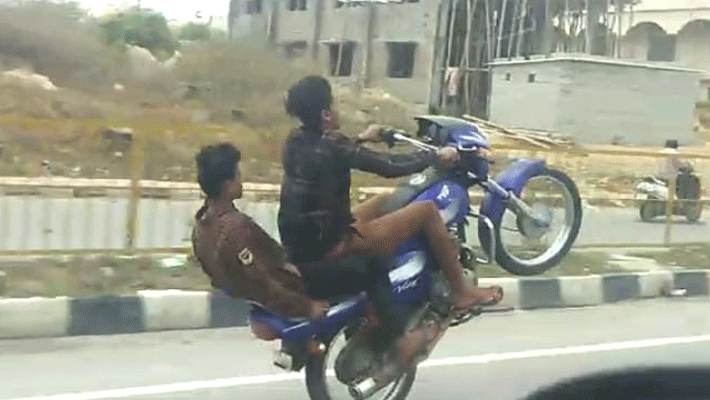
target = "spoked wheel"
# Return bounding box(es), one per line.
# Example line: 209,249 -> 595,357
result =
305,327 -> 416,400
479,168 -> 582,276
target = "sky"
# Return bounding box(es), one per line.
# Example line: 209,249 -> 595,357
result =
73,0 -> 229,22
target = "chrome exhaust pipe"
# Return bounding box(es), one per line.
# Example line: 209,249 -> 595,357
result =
349,364 -> 401,400
349,378 -> 378,400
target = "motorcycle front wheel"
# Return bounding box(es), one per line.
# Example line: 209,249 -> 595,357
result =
478,168 -> 583,276
305,327 -> 416,400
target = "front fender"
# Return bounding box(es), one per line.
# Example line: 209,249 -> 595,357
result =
479,158 -> 546,225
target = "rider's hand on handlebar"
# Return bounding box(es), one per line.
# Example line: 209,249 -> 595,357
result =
436,146 -> 460,168
309,300 -> 330,320
356,124 -> 387,143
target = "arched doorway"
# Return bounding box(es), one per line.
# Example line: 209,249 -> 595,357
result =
621,22 -> 674,62
676,19 -> 710,70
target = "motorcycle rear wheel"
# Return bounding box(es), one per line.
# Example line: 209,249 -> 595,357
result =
685,203 -> 702,223
305,327 -> 416,400
639,201 -> 657,222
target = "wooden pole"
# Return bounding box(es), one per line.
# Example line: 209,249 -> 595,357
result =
605,0 -> 611,56
664,171 -> 676,246
616,0 -> 623,58
312,0 -> 324,59
444,0 -> 459,113
362,1 -> 376,89
585,0 -> 591,53
126,126 -> 144,253
335,1 -> 353,78
496,0 -> 510,59
445,0 -> 458,68
485,0 -> 493,118
507,0 -> 520,59
515,0 -> 527,57
543,0 -> 552,57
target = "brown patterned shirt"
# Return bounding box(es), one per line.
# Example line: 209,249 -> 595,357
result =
191,201 -> 313,318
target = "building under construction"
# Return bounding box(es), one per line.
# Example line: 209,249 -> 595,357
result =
228,0 -> 702,144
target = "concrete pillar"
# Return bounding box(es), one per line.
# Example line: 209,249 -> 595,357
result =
542,0 -> 553,57
586,0 -> 602,54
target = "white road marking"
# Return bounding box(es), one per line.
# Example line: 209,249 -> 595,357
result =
6,333 -> 710,400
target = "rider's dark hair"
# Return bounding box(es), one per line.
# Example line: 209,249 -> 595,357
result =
195,143 -> 241,199
285,75 -> 333,132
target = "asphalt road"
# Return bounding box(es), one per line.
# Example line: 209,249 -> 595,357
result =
0,197 -> 708,252
2,298 -> 710,400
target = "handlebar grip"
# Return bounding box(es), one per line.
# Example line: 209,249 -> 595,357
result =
382,128 -> 401,148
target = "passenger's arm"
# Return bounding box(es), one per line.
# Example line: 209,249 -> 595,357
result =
217,217 -> 316,319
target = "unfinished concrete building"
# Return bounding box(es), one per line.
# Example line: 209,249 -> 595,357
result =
227,0 -> 705,145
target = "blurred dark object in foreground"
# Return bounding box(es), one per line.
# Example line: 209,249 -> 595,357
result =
524,367 -> 710,400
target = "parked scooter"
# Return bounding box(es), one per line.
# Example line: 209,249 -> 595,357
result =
635,166 -> 703,223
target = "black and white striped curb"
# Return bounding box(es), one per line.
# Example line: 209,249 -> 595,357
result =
0,270 -> 707,339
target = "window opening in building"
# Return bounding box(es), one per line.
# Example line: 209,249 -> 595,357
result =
246,0 -> 263,14
386,42 -> 417,78
288,0 -> 307,11
328,41 -> 356,77
336,0 -> 367,7
285,41 -> 308,59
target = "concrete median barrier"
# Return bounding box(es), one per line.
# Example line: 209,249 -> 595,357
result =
0,269 -> 708,339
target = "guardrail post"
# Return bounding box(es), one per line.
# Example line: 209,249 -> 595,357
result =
664,165 -> 676,246
125,127 -> 144,253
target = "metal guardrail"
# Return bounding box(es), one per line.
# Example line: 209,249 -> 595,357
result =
2,138 -> 710,255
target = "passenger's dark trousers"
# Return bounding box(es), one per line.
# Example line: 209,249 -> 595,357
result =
297,254 -> 416,349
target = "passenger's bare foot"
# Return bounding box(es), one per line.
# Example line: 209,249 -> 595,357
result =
452,285 -> 503,312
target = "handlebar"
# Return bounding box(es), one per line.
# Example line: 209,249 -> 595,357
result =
382,128 -> 438,151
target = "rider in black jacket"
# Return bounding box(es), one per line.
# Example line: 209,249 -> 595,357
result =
278,76 -> 502,371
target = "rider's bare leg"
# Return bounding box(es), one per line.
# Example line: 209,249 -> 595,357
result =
327,200 -> 502,310
352,193 -> 391,223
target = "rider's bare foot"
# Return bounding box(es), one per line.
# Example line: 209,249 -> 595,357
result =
452,285 -> 503,312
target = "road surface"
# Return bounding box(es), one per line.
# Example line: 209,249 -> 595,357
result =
0,197 -> 708,251
1,298 -> 710,400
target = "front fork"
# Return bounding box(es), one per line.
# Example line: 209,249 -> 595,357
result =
481,178 -> 550,228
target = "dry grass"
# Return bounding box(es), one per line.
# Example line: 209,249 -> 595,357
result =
0,255 -> 211,298
0,3 -> 128,94
0,2 -> 707,196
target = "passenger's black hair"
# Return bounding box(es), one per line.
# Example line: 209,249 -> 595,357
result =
195,143 -> 241,199
285,75 -> 333,132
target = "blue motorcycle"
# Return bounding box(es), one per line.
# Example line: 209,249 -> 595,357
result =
249,115 -> 583,400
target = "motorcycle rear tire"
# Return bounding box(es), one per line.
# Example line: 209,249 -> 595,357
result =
639,201 -> 656,222
305,328 -> 416,400
685,203 -> 702,223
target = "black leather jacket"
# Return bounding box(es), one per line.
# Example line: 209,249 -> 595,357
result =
277,127 -> 437,264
